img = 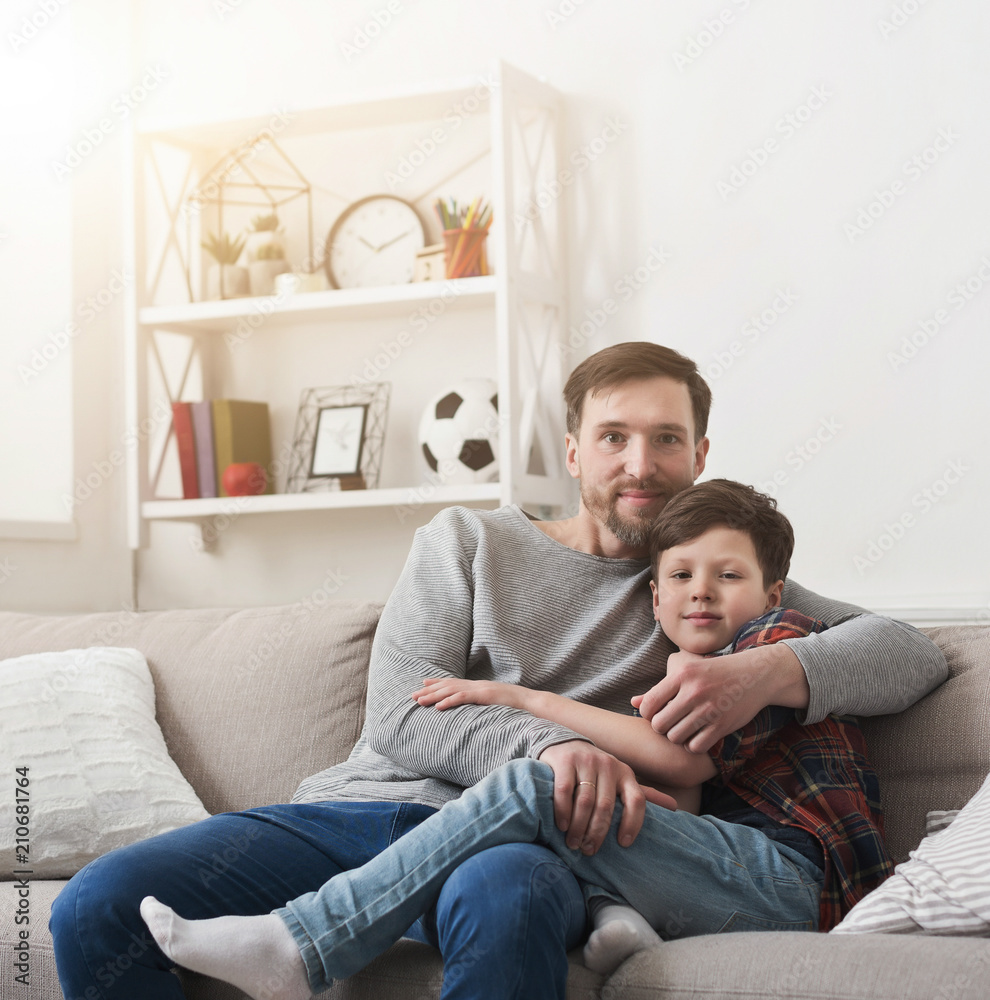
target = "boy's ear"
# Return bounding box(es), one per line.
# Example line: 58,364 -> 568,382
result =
649,579 -> 662,621
765,580 -> 784,610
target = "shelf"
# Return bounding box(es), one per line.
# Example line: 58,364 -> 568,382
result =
140,275 -> 497,332
142,482 -> 502,521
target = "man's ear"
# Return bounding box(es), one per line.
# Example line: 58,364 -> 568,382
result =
564,432 -> 581,480
693,436 -> 710,479
765,580 -> 784,610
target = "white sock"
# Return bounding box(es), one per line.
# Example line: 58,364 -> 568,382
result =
140,895 -> 313,1000
583,903 -> 662,975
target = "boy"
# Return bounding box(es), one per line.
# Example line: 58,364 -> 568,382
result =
139,480 -> 892,1000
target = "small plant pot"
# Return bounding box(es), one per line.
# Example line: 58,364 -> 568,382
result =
246,231 -> 285,261
206,264 -> 250,300
249,259 -> 291,297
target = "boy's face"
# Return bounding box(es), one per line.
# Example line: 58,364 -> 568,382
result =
649,526 -> 783,655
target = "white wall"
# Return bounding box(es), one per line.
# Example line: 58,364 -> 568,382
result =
2,0 -> 988,620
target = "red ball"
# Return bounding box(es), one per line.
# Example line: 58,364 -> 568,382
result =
222,462 -> 267,496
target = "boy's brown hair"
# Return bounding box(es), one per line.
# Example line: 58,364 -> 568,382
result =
563,341 -> 713,442
648,479 -> 794,588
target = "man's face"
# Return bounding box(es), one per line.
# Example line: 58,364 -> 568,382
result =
565,376 -> 709,552
650,526 -> 783,655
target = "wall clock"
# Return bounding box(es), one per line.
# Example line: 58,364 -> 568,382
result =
324,195 -> 427,289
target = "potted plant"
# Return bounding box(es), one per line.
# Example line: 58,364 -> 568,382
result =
249,241 -> 291,296
245,211 -> 285,261
202,230 -> 249,300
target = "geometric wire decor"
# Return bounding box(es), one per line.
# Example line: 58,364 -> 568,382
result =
285,382 -> 390,493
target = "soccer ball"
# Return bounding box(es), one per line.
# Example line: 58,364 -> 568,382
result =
419,379 -> 500,485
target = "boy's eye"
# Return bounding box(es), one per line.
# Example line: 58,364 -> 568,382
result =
671,571 -> 691,580
720,572 -> 741,579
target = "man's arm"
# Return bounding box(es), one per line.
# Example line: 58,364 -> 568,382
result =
362,508 -> 598,787
637,583 -> 948,753
414,677 -> 715,789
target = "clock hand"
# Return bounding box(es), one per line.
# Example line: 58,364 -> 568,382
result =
375,229 -> 414,252
358,236 -> 377,251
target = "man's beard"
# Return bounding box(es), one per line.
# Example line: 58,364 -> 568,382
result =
581,479 -> 672,549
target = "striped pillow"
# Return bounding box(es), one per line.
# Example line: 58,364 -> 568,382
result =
831,772 -> 990,936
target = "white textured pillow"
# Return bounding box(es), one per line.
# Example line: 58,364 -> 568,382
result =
0,647 -> 210,878
831,772 -> 990,936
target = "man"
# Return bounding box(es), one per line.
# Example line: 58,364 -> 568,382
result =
51,342 -> 946,1000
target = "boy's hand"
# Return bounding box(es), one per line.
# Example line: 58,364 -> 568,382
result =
412,677 -> 527,711
632,644 -> 809,752
537,741 -> 676,855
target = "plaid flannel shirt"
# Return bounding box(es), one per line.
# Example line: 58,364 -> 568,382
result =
706,609 -> 893,931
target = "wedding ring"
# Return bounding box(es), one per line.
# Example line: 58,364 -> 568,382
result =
577,781 -> 597,790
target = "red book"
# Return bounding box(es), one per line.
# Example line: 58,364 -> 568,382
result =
171,402 -> 200,499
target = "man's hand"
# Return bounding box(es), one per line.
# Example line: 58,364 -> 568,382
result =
537,741 -> 676,855
632,644 -> 810,753
412,677 -> 526,711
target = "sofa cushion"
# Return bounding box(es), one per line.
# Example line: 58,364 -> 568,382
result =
831,770 -> 990,935
0,646 -> 209,878
859,625 -> 990,863
0,603 -> 381,814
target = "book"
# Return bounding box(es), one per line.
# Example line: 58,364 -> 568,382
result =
171,402 -> 200,499
211,400 -> 273,496
191,401 -> 217,499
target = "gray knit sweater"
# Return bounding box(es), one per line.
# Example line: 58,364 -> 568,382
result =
293,505 -> 947,809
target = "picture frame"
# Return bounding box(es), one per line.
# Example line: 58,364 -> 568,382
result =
286,382 -> 390,493
309,404 -> 368,478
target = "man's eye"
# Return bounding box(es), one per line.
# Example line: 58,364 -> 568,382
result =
603,432 -> 624,444
658,434 -> 679,445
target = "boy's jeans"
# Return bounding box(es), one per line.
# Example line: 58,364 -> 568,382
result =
282,758 -> 825,993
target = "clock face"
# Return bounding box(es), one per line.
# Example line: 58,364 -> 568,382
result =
325,196 -> 427,289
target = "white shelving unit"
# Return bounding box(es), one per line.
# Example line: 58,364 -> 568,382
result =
124,61 -> 572,549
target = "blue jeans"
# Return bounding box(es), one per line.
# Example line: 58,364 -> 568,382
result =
280,759 -> 825,992
49,799 -> 587,1000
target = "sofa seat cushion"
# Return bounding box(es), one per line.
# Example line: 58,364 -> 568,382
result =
0,603 -> 381,814
602,931 -> 990,1000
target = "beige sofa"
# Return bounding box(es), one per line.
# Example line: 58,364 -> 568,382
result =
1,602 -> 989,1000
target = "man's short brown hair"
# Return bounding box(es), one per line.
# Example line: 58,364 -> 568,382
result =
563,342 -> 712,442
648,479 -> 794,588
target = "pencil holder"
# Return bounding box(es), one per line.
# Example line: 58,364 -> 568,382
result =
443,228 -> 489,279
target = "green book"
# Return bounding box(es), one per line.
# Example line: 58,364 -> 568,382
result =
211,399 -> 274,496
